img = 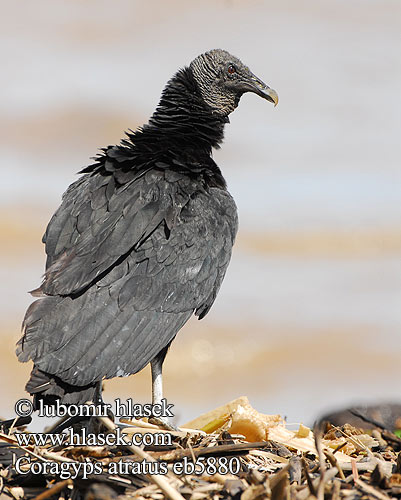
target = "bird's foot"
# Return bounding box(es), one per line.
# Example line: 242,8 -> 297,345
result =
149,416 -> 180,432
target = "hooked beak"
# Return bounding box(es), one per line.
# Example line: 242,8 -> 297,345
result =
243,74 -> 279,107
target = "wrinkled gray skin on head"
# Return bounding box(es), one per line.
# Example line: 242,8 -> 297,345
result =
189,48 -> 278,116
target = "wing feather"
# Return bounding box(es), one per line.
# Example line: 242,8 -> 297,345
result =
18,167 -> 238,388
41,170 -> 188,296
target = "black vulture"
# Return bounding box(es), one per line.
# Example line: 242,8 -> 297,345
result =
17,49 -> 278,413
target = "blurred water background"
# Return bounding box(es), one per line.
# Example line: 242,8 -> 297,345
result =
1,0 -> 400,428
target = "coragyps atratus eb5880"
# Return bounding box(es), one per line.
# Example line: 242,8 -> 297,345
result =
17,49 -> 278,411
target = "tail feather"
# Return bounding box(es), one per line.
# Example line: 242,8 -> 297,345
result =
26,366 -> 98,409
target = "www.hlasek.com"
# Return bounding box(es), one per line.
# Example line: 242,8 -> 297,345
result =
15,426 -> 173,448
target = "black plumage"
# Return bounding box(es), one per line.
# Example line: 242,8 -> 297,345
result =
17,49 -> 278,409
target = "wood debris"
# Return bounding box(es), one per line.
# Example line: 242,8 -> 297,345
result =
0,397 -> 399,499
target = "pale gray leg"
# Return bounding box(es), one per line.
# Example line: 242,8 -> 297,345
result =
151,356 -> 163,406
149,352 -> 178,431
94,381 -> 103,404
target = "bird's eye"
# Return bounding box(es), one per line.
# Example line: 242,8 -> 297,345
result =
227,64 -> 236,75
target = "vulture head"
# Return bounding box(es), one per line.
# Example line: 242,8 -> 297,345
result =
189,48 -> 278,116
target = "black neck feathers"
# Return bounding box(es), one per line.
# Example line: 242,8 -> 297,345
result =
83,67 -> 229,187
143,67 -> 228,152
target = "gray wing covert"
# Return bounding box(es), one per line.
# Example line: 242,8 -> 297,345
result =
40,169 -> 187,296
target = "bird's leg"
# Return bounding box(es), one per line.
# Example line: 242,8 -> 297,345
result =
88,381 -> 114,434
52,382 -> 108,434
94,381 -> 103,405
149,348 -> 178,431
151,356 -> 164,407
93,380 -> 115,421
